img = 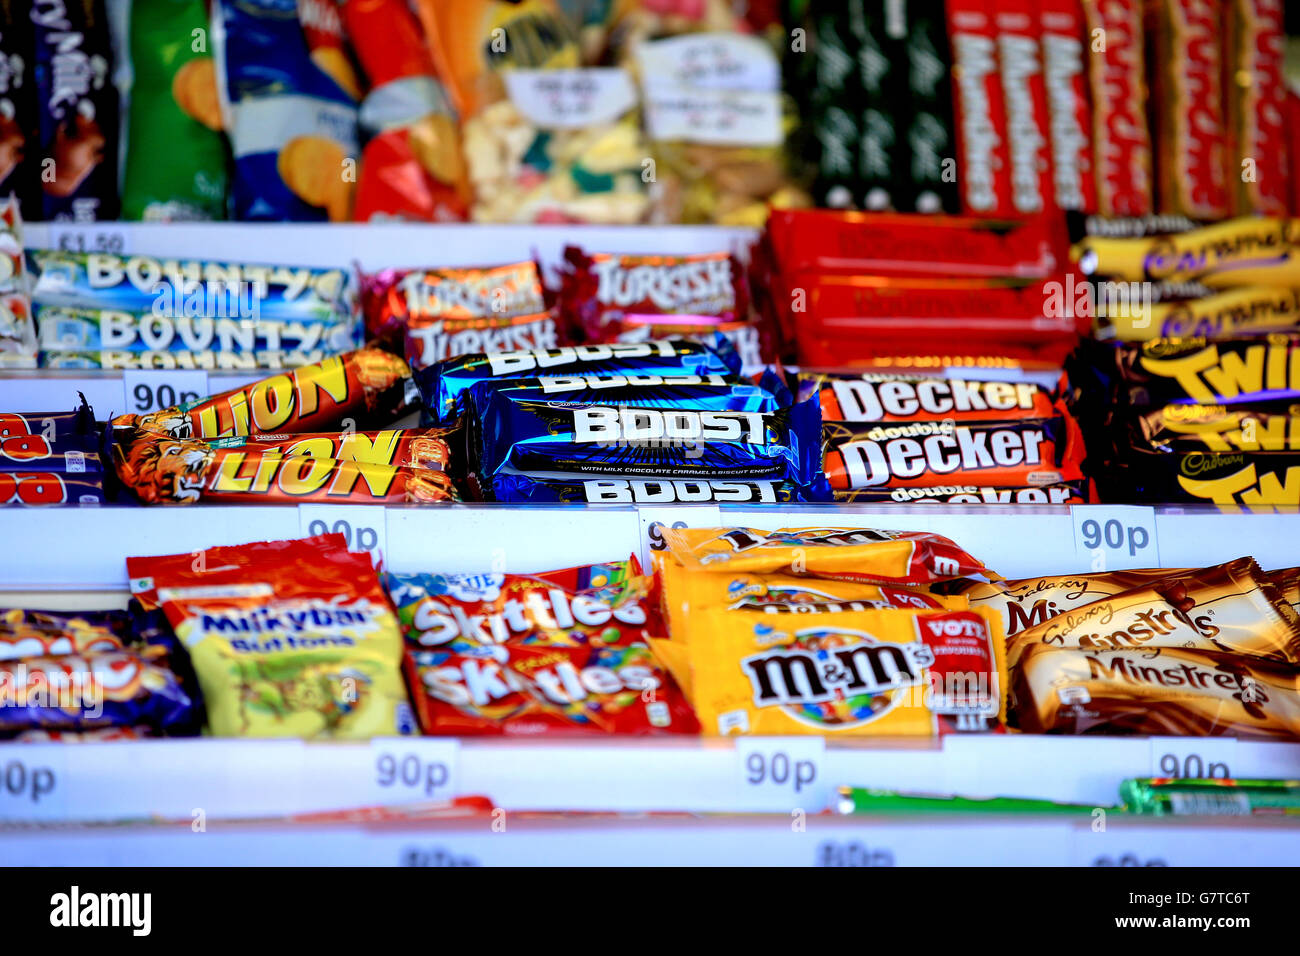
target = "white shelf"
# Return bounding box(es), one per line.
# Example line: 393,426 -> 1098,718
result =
3,735 -> 1296,823
1,503 -> 1296,591
2,811 -> 1296,866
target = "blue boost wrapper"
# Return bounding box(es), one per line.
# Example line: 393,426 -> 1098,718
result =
0,651 -> 195,734
418,337 -> 744,426
487,469 -> 815,504
475,394 -> 831,501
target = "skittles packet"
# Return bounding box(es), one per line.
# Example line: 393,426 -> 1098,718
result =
681,604 -> 1007,736
112,349 -> 415,440
386,558 -> 650,649
127,534 -> 415,738
658,526 -> 996,586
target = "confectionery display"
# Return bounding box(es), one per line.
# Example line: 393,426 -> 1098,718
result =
3,0 -> 1300,870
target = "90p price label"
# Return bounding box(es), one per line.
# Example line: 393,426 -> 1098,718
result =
123,369 -> 209,414
1072,506 -> 1158,570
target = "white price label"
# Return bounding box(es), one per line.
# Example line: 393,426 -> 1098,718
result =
0,750 -> 67,820
1150,738 -> 1235,780
813,840 -> 897,867
1071,505 -> 1159,571
123,369 -> 209,414
638,505 -> 719,570
505,68 -> 636,128
642,87 -> 782,146
299,504 -> 387,563
370,738 -> 459,805
47,225 -> 130,257
636,33 -> 780,92
735,737 -> 826,812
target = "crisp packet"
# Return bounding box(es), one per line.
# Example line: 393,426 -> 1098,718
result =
214,0 -> 358,221
118,0 -> 227,220
126,534 -> 415,738
32,0 -> 119,220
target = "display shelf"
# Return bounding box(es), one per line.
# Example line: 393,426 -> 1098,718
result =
2,736 -> 1296,824
2,810 -> 1297,867
2,503 -> 1296,591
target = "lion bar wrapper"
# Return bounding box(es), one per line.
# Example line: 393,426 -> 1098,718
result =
126,534 -> 415,738
113,348 -> 415,440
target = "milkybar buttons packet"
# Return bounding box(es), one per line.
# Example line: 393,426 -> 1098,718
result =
1004,558 -> 1300,671
213,0 -> 359,220
685,603 -> 1006,736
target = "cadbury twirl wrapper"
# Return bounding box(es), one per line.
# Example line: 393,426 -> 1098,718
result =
417,337 -> 742,426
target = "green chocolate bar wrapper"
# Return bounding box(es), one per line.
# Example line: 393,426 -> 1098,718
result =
835,786 -> 1106,815
1120,777 -> 1300,816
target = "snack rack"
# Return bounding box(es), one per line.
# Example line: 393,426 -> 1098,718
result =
3,223 -> 1300,866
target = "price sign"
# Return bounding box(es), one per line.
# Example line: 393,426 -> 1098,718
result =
1150,738 -> 1235,780
814,840 -> 897,867
638,505 -> 719,570
48,225 -> 130,257
1072,505 -> 1159,571
123,369 -> 209,414
371,739 -> 459,805
1090,852 -> 1169,867
299,505 -> 387,563
734,737 -> 826,811
0,751 -> 67,820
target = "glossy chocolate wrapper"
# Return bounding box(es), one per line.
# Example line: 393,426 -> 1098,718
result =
1073,335 -> 1300,407
207,428 -> 455,472
1107,445 -> 1300,507
112,348 -> 415,440
0,399 -> 103,474
417,337 -> 742,426
1127,398 -> 1300,453
823,415 -> 1086,491
954,567 -> 1194,635
474,393 -> 829,499
834,481 -> 1092,505
1012,643 -> 1300,739
1269,567 -> 1300,613
114,435 -> 457,505
1004,558 -> 1300,670
0,471 -> 107,506
806,370 -> 1059,422
485,469 -> 815,505
0,651 -> 195,734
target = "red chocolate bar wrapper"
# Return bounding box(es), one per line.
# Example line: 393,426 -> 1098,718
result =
114,435 -> 457,505
1149,0 -> 1230,219
996,1 -> 1055,215
560,246 -> 747,344
1224,0 -> 1288,217
359,261 -> 546,348
0,471 -> 106,506
113,348 -> 414,440
807,370 -> 1059,422
1083,0 -> 1153,216
209,427 -> 454,471
947,0 -> 1014,216
835,480 -> 1093,505
405,312 -> 559,370
1041,0 -> 1096,212
823,414 -> 1087,492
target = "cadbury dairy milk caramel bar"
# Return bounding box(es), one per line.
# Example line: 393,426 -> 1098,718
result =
1005,557 -> 1300,670
1012,643 -> 1300,738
